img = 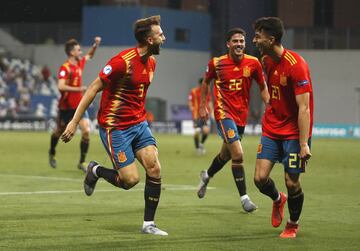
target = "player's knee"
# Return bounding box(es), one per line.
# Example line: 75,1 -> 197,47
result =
285,179 -> 301,194
52,132 -> 60,138
231,154 -> 244,165
146,164 -> 161,178
219,152 -> 231,162
52,129 -> 63,138
254,174 -> 268,189
82,135 -> 90,142
231,146 -> 244,161
122,175 -> 140,190
140,149 -> 161,177
81,130 -> 90,140
202,126 -> 210,134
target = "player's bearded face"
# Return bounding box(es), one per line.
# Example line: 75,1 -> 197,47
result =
149,25 -> 165,55
227,33 -> 245,58
253,30 -> 271,55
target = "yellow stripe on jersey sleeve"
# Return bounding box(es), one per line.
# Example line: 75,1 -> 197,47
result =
244,54 -> 259,61
62,63 -> 70,72
122,50 -> 136,61
284,52 -> 297,66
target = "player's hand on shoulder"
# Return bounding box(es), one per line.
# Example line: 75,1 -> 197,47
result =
61,121 -> 77,143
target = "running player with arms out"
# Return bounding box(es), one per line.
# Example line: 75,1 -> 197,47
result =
61,15 -> 168,236
49,36 -> 101,172
197,28 -> 270,213
252,17 -> 313,238
188,78 -> 212,155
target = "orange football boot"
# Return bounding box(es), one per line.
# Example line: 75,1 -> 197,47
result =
272,192 -> 287,227
280,221 -> 299,238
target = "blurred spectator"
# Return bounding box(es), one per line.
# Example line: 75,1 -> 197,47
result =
42,65 -> 51,83
0,51 -> 58,118
35,103 -> 46,118
18,88 -> 31,114
7,97 -> 17,117
0,94 -> 7,117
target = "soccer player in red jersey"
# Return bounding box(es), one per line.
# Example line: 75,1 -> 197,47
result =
61,16 -> 168,236
188,78 -> 212,155
197,28 -> 270,213
49,36 -> 101,171
252,17 -> 314,238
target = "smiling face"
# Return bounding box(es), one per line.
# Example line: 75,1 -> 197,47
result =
253,29 -> 273,56
227,33 -> 246,59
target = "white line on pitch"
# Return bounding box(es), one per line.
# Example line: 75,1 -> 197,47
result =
0,186 -> 215,196
0,174 -> 215,196
0,174 -> 82,182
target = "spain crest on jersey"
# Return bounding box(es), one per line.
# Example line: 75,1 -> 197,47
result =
243,66 -> 250,77
227,128 -> 235,139
280,74 -> 287,86
117,151 -> 127,163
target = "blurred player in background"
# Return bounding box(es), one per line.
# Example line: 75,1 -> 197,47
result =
61,15 -> 168,236
197,28 -> 269,213
188,77 -> 212,155
253,17 -> 313,238
48,36 -> 101,171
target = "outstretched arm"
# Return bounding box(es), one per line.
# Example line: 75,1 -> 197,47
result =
84,36 -> 102,61
61,77 -> 105,142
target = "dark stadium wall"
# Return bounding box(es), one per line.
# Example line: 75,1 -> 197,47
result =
82,6 -> 210,51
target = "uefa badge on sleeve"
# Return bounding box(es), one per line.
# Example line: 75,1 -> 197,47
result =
103,65 -> 112,75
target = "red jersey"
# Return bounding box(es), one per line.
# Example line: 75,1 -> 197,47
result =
98,48 -> 156,130
205,54 -> 265,126
262,49 -> 314,140
188,86 -> 211,120
57,57 -> 86,110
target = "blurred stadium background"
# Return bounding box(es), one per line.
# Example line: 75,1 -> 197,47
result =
1,0 -> 360,137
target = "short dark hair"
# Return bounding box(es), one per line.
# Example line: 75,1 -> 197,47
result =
134,15 -> 161,44
253,17 -> 284,43
226,28 -> 246,42
65,39 -> 79,56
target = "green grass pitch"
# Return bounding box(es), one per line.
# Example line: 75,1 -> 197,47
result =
0,131 -> 359,250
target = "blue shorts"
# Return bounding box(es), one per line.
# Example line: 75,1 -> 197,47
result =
256,136 -> 312,174
216,119 -> 245,143
193,118 -> 210,129
99,121 -> 156,169
58,109 -> 89,126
